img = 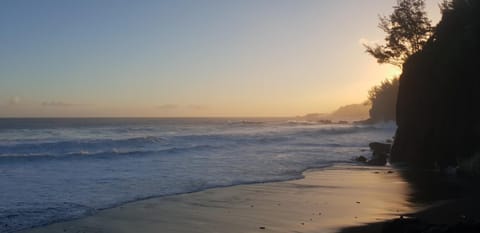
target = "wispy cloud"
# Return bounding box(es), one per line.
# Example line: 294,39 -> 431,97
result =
156,104 -> 178,111
41,101 -> 75,107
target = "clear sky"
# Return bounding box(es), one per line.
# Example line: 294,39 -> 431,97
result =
0,0 -> 441,117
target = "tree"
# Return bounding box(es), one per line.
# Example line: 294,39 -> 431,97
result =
364,0 -> 433,67
367,78 -> 399,122
439,0 -> 454,14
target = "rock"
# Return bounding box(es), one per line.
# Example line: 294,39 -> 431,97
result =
355,156 -> 368,163
368,151 -> 388,166
365,142 -> 390,166
259,226 -> 266,230
369,142 -> 391,154
367,157 -> 387,166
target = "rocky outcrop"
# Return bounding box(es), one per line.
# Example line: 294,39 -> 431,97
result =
391,0 -> 480,169
354,142 -> 391,166
368,142 -> 391,166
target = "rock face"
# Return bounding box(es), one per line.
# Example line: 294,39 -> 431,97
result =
391,0 -> 480,168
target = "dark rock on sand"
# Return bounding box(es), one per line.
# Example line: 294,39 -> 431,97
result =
367,150 -> 388,166
355,142 -> 390,166
367,155 -> 387,166
355,156 -> 368,163
364,142 -> 390,166
369,142 -> 391,154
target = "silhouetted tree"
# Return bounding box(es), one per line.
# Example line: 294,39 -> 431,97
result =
439,0 -> 454,13
364,0 -> 433,67
367,78 -> 399,122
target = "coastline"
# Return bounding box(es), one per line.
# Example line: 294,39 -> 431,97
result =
18,164 -> 422,233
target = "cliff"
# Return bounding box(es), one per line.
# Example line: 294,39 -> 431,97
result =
391,0 -> 480,169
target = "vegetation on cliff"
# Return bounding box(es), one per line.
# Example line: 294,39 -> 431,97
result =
364,0 -> 433,67
391,0 -> 480,169
364,0 -> 432,123
367,78 -> 399,122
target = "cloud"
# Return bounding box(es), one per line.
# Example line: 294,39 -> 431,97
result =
41,101 -> 74,107
156,104 -> 178,111
8,96 -> 21,105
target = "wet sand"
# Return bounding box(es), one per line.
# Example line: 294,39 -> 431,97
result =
340,168 -> 480,233
19,165 -> 421,233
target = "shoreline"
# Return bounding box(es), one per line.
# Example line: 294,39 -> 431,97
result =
18,164 -> 423,233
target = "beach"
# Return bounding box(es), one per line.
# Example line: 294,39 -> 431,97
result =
19,165 -> 419,233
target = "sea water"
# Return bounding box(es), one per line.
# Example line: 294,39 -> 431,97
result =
0,118 -> 396,232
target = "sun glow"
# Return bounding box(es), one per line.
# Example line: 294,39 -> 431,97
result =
387,66 -> 402,79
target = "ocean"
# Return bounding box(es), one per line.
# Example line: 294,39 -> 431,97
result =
0,118 -> 396,233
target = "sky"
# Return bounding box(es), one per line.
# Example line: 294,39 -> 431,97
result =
0,0 -> 441,117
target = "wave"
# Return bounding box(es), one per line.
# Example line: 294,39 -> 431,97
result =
0,118 -> 397,233
0,124 -> 386,159
285,120 -> 320,126
0,144 -> 220,160
0,202 -> 95,233
0,136 -> 166,157
227,120 -> 265,125
0,161 -> 339,233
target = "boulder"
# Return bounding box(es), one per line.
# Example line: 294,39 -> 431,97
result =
369,142 -> 391,154
367,152 -> 388,166
355,156 -> 368,163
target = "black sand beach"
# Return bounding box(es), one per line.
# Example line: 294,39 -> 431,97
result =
15,164 -> 436,233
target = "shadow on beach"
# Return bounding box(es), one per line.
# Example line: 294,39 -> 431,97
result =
339,166 -> 480,233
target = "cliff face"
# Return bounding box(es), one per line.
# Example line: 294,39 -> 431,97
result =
391,0 -> 480,168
